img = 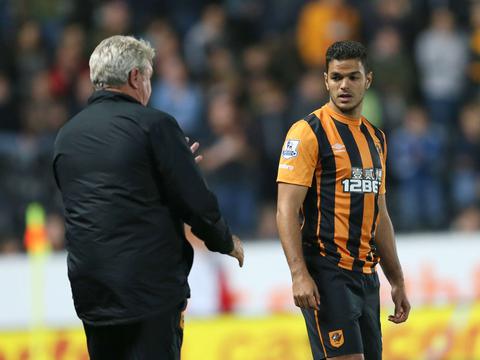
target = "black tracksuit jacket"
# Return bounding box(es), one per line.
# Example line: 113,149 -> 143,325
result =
53,90 -> 233,325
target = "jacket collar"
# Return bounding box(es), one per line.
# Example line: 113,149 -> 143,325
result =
88,90 -> 142,105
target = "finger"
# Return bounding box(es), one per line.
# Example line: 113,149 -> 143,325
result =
294,296 -> 300,308
394,307 -> 403,319
388,315 -> 399,323
404,301 -> 411,320
238,251 -> 244,268
307,294 -> 318,310
190,142 -> 200,153
194,155 -> 203,163
388,309 -> 405,324
185,137 -> 190,143
294,295 -> 303,308
394,298 -> 403,318
297,296 -> 307,309
388,315 -> 405,324
300,295 -> 311,309
397,303 -> 410,323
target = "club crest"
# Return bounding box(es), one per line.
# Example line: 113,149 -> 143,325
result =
329,330 -> 344,348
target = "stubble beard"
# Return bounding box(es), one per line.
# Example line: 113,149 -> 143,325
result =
331,95 -> 364,117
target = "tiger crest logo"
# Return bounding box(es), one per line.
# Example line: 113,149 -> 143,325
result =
329,330 -> 344,348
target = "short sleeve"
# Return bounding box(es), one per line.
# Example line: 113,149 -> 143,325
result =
276,120 -> 318,187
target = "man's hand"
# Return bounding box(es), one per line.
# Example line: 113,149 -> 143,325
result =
228,235 -> 244,267
292,270 -> 320,310
186,137 -> 203,163
388,283 -> 410,324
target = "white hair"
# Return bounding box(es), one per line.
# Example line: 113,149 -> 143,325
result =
89,35 -> 155,90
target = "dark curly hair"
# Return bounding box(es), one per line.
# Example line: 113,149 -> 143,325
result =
326,40 -> 369,72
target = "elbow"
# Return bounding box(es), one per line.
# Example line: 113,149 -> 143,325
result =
276,204 -> 299,224
276,205 -> 286,226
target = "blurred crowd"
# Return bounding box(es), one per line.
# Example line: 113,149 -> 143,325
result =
0,0 -> 479,254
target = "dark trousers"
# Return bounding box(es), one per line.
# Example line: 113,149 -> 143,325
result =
83,303 -> 185,360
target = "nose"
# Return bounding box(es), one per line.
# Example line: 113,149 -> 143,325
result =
340,78 -> 349,90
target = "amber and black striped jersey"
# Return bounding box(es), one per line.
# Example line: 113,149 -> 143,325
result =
277,104 -> 387,274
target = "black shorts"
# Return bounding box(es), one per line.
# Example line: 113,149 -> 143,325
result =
301,255 -> 382,360
83,301 -> 186,360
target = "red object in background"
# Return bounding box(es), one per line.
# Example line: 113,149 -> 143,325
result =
218,266 -> 235,313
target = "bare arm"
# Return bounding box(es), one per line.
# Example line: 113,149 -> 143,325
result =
277,182 -> 320,309
375,194 -> 410,323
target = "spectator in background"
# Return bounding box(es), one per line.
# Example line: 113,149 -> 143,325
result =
154,0 -> 206,36
0,72 -> 18,131
452,205 -> 480,232
49,24 -> 88,99
150,56 -> 204,139
46,101 -> 69,133
369,0 -> 415,45
297,0 -> 360,68
240,40 -> 301,89
259,0 -> 306,37
390,105 -> 447,230
200,90 -> 258,236
0,235 -> 22,254
11,0 -> 68,48
144,19 -> 180,63
70,70 -> 93,114
14,20 -> 48,100
361,87 -> 383,129
226,0 -> 305,39
242,43 -> 273,80
205,44 -> 241,95
184,4 -> 228,79
223,0 -> 264,46
0,102 -> 58,244
289,69 -> 328,121
29,70 -> 53,104
415,7 -> 468,127
467,1 -> 480,97
46,213 -> 65,251
248,79 -> 289,238
0,0 -> 14,47
91,0 -> 131,47
451,102 -> 480,211
370,26 -> 415,130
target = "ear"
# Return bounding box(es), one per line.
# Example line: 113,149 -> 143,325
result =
365,71 -> 373,90
128,68 -> 140,89
324,72 -> 329,91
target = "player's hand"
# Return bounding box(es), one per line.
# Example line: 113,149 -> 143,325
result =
228,235 -> 244,267
388,283 -> 410,324
186,137 -> 203,163
292,270 -> 320,310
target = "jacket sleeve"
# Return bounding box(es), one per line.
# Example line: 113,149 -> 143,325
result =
148,114 -> 234,254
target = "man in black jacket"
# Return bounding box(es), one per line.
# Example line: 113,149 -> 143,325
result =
53,35 -> 244,360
